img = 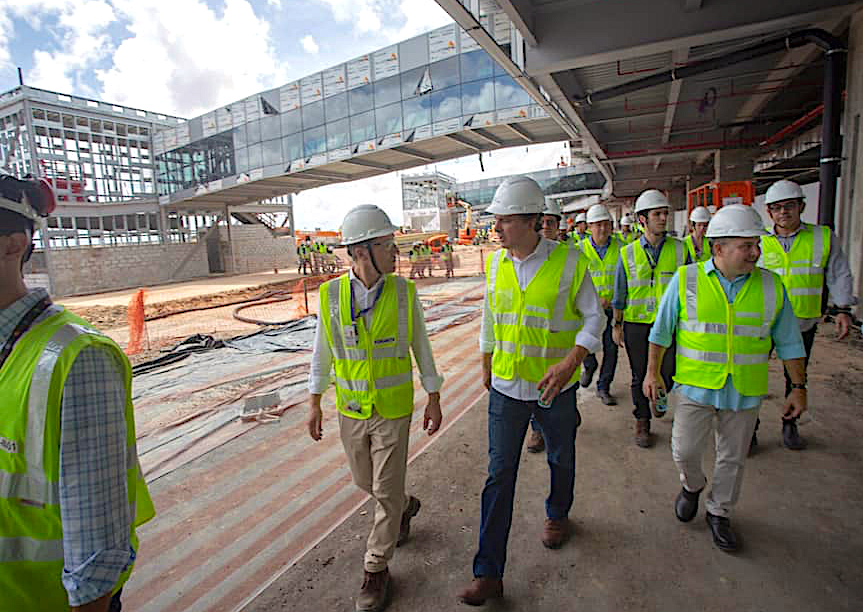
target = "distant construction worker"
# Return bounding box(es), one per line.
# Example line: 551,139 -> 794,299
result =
579,204 -> 623,406
298,236 -> 313,275
423,243 -> 435,277
574,212 -> 589,241
441,238 -> 455,278
756,179 -> 855,451
409,242 -> 423,279
307,204 -> 443,612
459,176 -> 603,605
684,206 -> 711,263
644,204 -> 806,552
612,189 -> 687,448
618,213 -> 639,244
0,174 -> 155,610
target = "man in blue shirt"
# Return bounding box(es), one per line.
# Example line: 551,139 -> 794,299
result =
643,205 -> 807,552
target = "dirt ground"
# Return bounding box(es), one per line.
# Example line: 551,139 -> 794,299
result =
245,319 -> 863,612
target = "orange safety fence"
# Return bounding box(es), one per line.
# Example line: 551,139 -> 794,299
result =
126,289 -> 149,355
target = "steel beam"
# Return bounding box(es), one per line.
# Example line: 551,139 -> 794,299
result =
445,132 -> 484,151
392,146 -> 437,162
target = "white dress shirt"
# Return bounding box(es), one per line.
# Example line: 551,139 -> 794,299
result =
309,270 -> 444,395
480,237 -> 605,400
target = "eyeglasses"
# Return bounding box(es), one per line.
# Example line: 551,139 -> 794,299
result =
370,239 -> 396,250
766,202 -> 800,212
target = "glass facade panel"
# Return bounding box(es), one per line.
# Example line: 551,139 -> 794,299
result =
235,147 -> 249,173
402,96 -> 431,130
262,138 -> 282,167
430,56 -> 460,91
247,142 -> 262,169
261,114 -> 281,140
246,119 -> 262,144
462,79 -> 495,114
431,85 -> 461,121
327,118 -> 349,150
281,109 -> 301,135
375,102 -> 402,136
302,101 -> 324,128
494,75 -> 531,109
461,50 -> 494,83
303,126 -> 326,155
325,93 -> 348,122
349,84 -> 374,115
401,67 -> 426,99
350,111 -> 375,144
374,75 -> 401,108
282,133 -> 303,161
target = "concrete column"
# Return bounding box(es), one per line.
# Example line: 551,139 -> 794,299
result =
713,149 -> 754,182
839,8 -> 863,316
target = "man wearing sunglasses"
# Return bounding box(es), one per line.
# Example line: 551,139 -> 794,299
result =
757,179 -> 856,451
307,204 -> 443,612
0,174 -> 155,611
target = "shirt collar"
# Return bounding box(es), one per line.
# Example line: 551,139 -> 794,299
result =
640,234 -> 666,250
0,288 -> 51,345
590,236 -> 610,249
348,268 -> 385,292
769,223 -> 804,238
704,258 -> 750,284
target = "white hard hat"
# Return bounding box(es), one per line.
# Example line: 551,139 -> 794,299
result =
543,199 -> 562,218
486,176 -> 545,216
620,213 -> 633,226
575,212 -> 587,224
340,204 -> 399,245
0,176 -> 56,222
586,204 -> 612,224
764,179 -> 804,205
634,189 -> 670,214
705,204 -> 766,238
689,206 -> 711,224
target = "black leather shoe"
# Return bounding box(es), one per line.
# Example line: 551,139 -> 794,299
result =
705,512 -> 739,552
596,389 -> 617,406
674,487 -> 702,522
782,418 -> 807,450
580,367 -> 595,389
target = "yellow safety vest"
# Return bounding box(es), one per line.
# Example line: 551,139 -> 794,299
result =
441,244 -> 453,260
674,262 -> 783,396
759,224 -> 830,319
684,235 -> 711,263
486,243 -> 587,385
320,274 -> 415,420
617,230 -> 640,245
620,237 -> 685,324
580,235 -> 622,302
409,250 -> 419,263
0,309 -> 155,611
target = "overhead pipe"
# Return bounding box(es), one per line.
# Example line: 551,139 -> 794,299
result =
760,104 -> 824,147
575,29 -> 846,228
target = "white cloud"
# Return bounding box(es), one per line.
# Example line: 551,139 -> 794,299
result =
300,35 -> 319,55
310,0 -> 451,41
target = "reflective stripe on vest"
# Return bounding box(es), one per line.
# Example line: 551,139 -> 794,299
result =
621,238 -> 685,324
487,243 -> 586,384
684,235 -> 711,263
759,224 -> 830,318
580,235 -> 621,301
673,262 -> 781,396
322,274 -> 414,420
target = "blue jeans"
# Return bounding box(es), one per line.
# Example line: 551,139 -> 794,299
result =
581,308 -> 618,392
473,385 -> 581,578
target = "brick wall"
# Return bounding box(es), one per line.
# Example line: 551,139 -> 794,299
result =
47,242 -> 210,297
219,226 -> 297,274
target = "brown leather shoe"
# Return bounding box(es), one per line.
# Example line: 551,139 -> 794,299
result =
541,517 -> 571,549
357,569 -> 389,612
396,496 -> 421,547
458,577 -> 503,606
526,430 -> 545,453
635,419 -> 652,448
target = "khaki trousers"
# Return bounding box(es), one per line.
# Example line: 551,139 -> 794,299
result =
670,391 -> 760,518
339,411 -> 413,572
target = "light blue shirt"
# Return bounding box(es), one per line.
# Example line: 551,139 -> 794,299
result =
648,259 -> 806,410
612,234 -> 690,312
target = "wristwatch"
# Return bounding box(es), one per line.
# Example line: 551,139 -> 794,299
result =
790,382 -> 807,391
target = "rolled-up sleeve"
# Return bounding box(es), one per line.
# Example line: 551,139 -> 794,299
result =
574,273 -> 604,354
825,232 -> 856,308
308,298 -> 333,394
479,289 -> 495,354
612,259 -> 628,311
60,346 -> 134,607
410,291 -> 444,393
772,288 -> 806,361
648,272 -> 681,348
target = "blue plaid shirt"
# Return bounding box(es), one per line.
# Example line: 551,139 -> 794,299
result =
1,289 -> 134,606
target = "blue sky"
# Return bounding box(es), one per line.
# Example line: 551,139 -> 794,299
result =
0,0 -> 570,229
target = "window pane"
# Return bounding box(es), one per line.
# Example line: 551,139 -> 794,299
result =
429,56 -> 460,92
350,110 -> 375,144
349,84 -> 374,115
247,142 -> 262,169
401,67 -> 427,99
461,50 -> 494,83
302,101 -> 324,128
374,75 -> 401,109
494,75 -> 531,109
325,92 -> 348,121
282,133 -> 303,161
246,119 -> 262,144
261,114 -> 281,140
402,96 -> 431,130
431,85 -> 462,122
281,109 -> 301,135
375,102 -> 402,136
327,118 -> 349,150
303,126 -> 326,156
262,138 -> 282,166
462,79 -> 495,114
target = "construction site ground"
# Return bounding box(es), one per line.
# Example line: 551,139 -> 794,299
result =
53,250 -> 863,612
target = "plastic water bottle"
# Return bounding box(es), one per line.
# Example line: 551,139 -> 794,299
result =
654,388 -> 668,414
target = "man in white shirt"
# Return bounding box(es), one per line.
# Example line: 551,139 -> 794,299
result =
458,177 -> 604,606
307,204 -> 443,612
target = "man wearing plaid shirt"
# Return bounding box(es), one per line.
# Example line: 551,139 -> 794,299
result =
0,174 -> 154,611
